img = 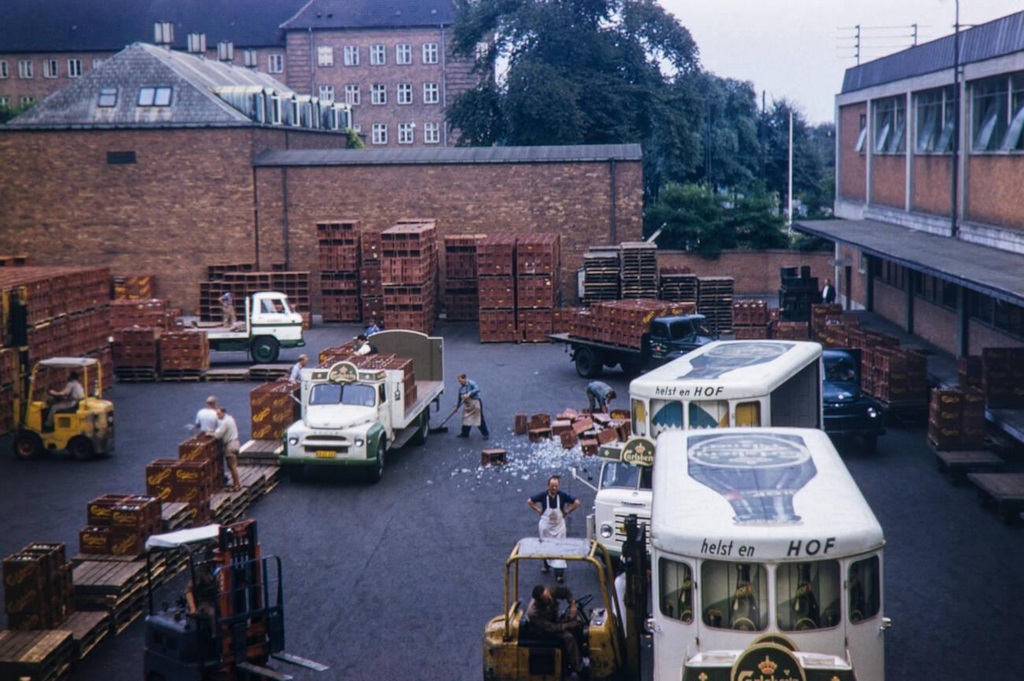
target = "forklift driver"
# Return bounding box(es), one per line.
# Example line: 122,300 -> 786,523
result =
45,370 -> 84,430
524,584 -> 584,681
185,548 -> 219,635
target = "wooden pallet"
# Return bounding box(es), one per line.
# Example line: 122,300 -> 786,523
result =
967,472 -> 1024,524
59,610 -> 110,662
160,369 -> 206,382
72,559 -> 150,634
161,501 -> 194,531
204,367 -> 251,382
0,629 -> 74,681
248,364 -> 290,381
933,448 -> 1003,483
238,439 -> 283,465
114,367 -> 159,383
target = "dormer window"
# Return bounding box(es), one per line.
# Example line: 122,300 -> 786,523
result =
98,87 -> 118,107
138,86 -> 172,107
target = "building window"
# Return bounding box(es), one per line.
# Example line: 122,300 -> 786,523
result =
317,46 -> 334,67
424,121 -> 440,144
370,44 -> 386,65
17,60 -> 33,79
422,43 -> 439,64
243,49 -> 259,68
915,86 -> 955,154
344,45 -> 359,66
138,87 -> 172,107
43,59 -> 58,79
268,54 -> 284,74
397,83 -> 413,105
0,96 -> 9,108
67,59 -> 82,78
107,151 -> 136,165
97,87 -> 118,107
345,84 -> 361,106
973,72 -> 1024,152
854,113 -> 867,153
423,82 -> 440,105
372,122 -> 387,145
968,292 -> 1024,341
877,260 -> 906,290
398,122 -> 414,144
873,96 -> 906,154
319,85 -> 335,103
396,43 -> 412,65
20,96 -> 34,106
1,61 -> 9,79
371,84 -> 387,105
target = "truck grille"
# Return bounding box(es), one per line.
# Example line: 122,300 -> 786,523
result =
613,512 -> 652,550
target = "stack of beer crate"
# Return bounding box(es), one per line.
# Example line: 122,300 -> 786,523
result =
380,221 -> 438,334
696,276 -> 734,335
111,275 -> 154,300
928,387 -> 987,450
658,266 -> 698,304
582,247 -> 620,303
158,331 -> 209,379
110,299 -> 181,382
811,304 -> 860,347
442,235 -> 483,321
516,234 -> 560,342
3,543 -> 75,631
360,229 -> 385,324
958,355 -> 984,389
732,300 -> 770,339
78,494 -> 162,559
318,220 -> 362,323
477,236 -> 518,342
569,300 -> 695,348
860,338 -> 928,407
981,347 -> 1024,408
145,457 -> 215,525
249,380 -> 300,442
619,242 -> 659,299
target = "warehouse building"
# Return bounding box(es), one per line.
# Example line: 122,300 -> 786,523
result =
796,10 -> 1024,358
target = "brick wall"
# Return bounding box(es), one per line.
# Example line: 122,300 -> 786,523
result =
967,156 -> 1024,233
838,103 -> 866,202
254,158 -> 643,307
870,155 -> 905,210
912,156 -> 952,216
656,250 -> 832,296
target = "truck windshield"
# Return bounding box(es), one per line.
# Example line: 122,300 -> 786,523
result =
599,462 -> 653,491
309,383 -> 376,407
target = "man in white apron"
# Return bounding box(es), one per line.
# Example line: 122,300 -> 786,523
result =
527,475 -> 580,583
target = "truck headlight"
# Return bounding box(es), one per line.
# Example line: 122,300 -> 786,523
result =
288,437 -> 299,446
354,436 -> 365,448
867,407 -> 879,419
600,523 -> 614,539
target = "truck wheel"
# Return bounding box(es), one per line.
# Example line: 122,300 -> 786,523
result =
410,410 -> 429,446
574,347 -> 603,378
368,440 -> 386,483
67,436 -> 95,461
251,336 -> 280,363
13,431 -> 43,460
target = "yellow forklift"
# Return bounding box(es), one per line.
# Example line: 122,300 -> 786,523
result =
483,516 -> 650,681
12,356 -> 114,460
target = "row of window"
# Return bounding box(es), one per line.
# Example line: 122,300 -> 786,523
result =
317,82 -> 440,106
855,70 -> 1024,156
0,95 -> 34,108
369,121 -> 442,145
317,42 -> 439,68
0,58 -> 83,79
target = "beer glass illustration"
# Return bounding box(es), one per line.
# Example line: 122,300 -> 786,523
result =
687,432 -> 817,524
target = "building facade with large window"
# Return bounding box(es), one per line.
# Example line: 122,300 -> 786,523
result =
797,11 -> 1024,357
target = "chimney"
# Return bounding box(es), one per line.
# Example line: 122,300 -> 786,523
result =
153,21 -> 174,47
187,33 -> 207,55
217,41 -> 234,62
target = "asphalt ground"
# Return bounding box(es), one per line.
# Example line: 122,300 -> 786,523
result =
0,321 -> 1020,679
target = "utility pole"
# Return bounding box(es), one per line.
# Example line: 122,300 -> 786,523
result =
951,0 -> 960,237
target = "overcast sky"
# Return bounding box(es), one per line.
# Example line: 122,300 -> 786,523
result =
658,0 -> 1023,125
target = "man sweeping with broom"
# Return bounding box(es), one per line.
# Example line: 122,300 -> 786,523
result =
455,373 -> 490,440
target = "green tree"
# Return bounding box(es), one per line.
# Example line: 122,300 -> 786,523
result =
646,182 -> 725,256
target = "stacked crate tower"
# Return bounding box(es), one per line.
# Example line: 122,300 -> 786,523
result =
658,266 -> 699,306
477,236 -> 518,342
380,221 -> 438,334
619,242 -> 659,299
360,229 -> 385,324
442,235 -> 482,321
581,247 -> 620,303
317,221 -> 362,323
697,276 -> 735,336
516,234 -> 561,342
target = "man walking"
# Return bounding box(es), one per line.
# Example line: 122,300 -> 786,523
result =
456,373 -> 489,439
214,406 -> 242,492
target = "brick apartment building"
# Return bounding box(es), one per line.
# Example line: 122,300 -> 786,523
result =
796,10 -> 1024,357
0,0 -> 479,147
0,43 -> 643,313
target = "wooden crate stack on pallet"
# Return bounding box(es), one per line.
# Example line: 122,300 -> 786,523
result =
732,300 -> 771,339
582,247 -> 620,303
249,380 -> 300,445
619,242 -> 659,299
658,266 -> 698,305
981,347 -> 1024,408
158,330 -> 209,380
380,221 -> 438,334
318,220 -> 362,323
111,275 -> 154,300
696,276 -> 734,335
810,304 -> 861,347
0,266 -> 114,435
569,299 -> 694,349
516,234 -> 561,342
477,236 -> 518,342
360,229 -> 385,324
3,543 -> 75,632
78,495 -> 162,561
145,456 -> 215,526
109,298 -> 182,383
928,387 -> 987,451
442,235 -> 483,321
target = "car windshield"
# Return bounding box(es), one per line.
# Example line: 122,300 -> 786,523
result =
825,355 -> 858,382
308,383 -> 376,407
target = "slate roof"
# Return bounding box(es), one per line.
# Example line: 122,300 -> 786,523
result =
253,144 -> 644,167
842,10 -> 1024,94
6,43 -> 294,129
0,0 -> 303,53
281,0 -> 456,31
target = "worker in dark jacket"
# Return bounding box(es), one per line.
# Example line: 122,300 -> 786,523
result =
586,380 -> 616,412
525,584 -> 583,680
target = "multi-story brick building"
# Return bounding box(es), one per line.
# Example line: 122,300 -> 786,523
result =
0,0 -> 480,146
796,11 -> 1024,357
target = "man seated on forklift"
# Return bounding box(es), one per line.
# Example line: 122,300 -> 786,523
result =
184,546 -> 220,638
525,584 -> 585,681
45,370 -> 84,431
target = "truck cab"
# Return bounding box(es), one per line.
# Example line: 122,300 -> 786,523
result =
822,348 -> 885,453
645,314 -> 715,364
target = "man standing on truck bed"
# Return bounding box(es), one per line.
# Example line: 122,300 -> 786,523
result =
219,291 -> 236,328
456,373 -> 489,440
585,381 -> 616,413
